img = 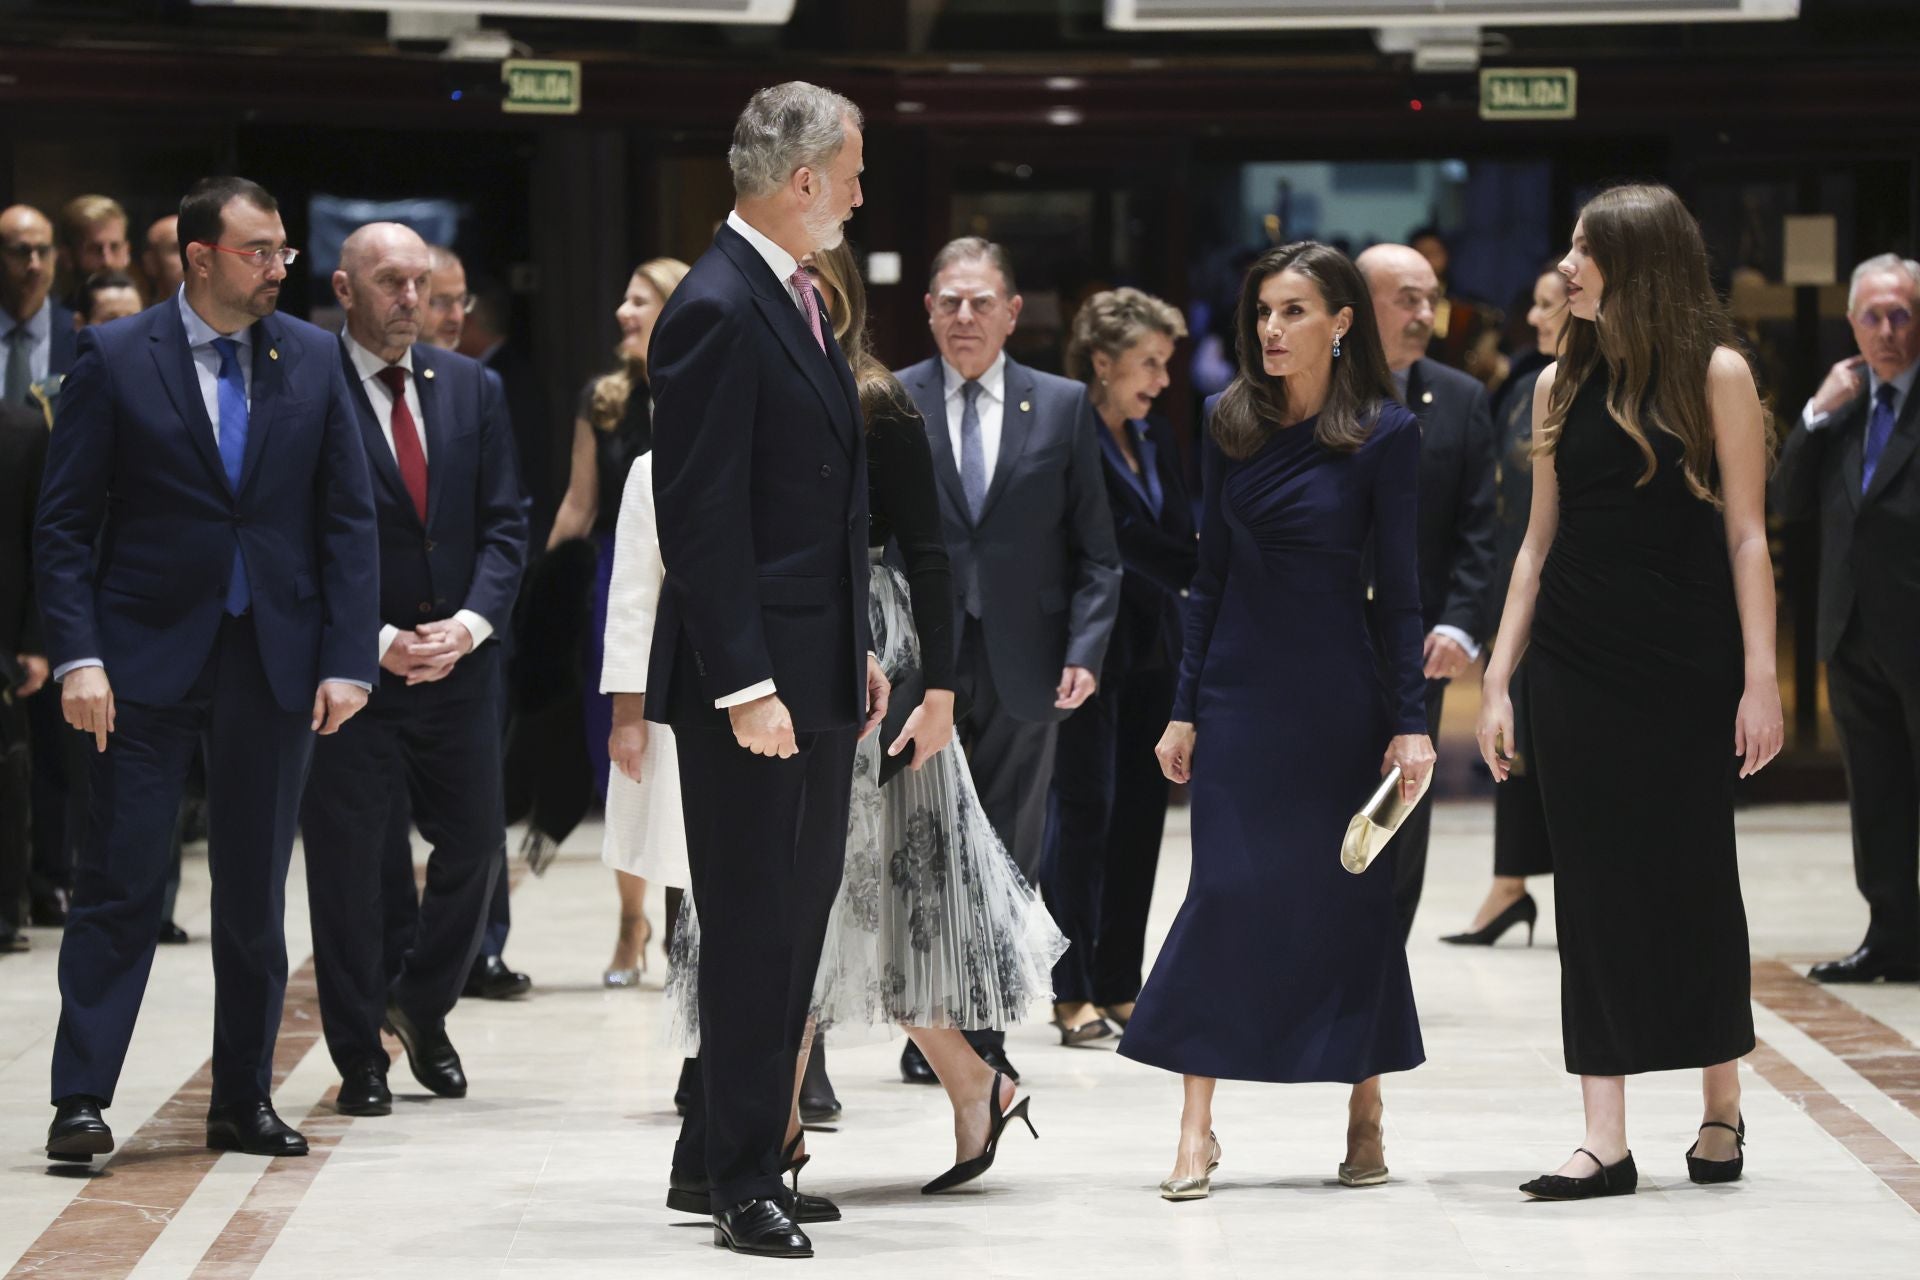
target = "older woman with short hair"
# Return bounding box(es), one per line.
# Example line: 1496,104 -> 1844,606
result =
1040,288 -> 1195,1046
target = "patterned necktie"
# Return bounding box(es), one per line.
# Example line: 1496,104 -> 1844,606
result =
789,268 -> 826,354
3,325 -> 30,405
1861,382 -> 1899,494
209,337 -> 251,615
377,365 -> 430,523
958,379 -> 988,523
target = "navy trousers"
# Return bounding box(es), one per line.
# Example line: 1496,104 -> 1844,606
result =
52,614 -> 313,1107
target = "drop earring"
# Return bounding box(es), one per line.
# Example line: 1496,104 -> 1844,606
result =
1332,334 -> 1343,359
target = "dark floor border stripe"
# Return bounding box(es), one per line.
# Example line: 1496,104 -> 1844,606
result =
1750,959 -> 1920,1122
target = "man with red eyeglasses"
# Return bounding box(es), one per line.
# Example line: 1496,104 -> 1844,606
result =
34,175 -> 378,1163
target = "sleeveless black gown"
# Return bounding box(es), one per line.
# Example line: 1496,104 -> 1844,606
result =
1528,367 -> 1755,1076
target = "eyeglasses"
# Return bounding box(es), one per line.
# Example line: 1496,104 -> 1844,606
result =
196,242 -> 300,269
1855,306 -> 1914,332
0,243 -> 55,264
427,292 -> 476,315
934,294 -> 1002,317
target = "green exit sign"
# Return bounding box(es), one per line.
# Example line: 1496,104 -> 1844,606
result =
1480,68 -> 1578,121
502,59 -> 582,116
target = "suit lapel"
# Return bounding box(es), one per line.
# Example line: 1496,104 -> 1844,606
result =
714,227 -> 855,459
1406,361 -> 1434,433
978,358 -> 1037,521
236,315 -> 293,498
1863,385 -> 1920,507
1838,392 -> 1868,512
911,361 -> 969,516
338,339 -> 415,522
149,306 -> 227,492
414,345 -> 451,528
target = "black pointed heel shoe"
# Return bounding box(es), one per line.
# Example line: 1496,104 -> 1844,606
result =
1440,893 -> 1538,947
1519,1148 -> 1636,1200
1686,1118 -> 1745,1184
922,1071 -> 1037,1194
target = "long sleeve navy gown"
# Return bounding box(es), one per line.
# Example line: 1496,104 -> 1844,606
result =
1118,399 -> 1428,1084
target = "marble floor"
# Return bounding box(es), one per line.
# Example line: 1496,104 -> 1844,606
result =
3,801 -> 1919,1278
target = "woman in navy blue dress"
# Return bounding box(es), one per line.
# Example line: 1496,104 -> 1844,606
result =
1119,242 -> 1432,1199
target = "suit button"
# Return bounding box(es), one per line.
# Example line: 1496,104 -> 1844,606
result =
425,539 -> 437,552
820,464 -> 832,478
418,602 -> 433,615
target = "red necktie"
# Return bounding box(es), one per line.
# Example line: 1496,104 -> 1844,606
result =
376,364 -> 429,524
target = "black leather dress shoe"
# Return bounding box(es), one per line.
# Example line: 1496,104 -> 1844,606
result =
799,1040 -> 841,1124
384,999 -> 468,1097
47,1096 -> 113,1162
1809,946 -> 1920,984
975,1042 -> 1020,1083
464,954 -> 532,1000
712,1198 -> 812,1258
667,1172 -> 841,1224
206,1101 -> 308,1156
900,1041 -> 938,1084
157,920 -> 189,945
336,1062 -> 393,1116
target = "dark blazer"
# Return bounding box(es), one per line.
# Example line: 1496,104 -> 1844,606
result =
339,340 -> 527,651
1098,414 -> 1196,676
48,301 -> 78,381
1406,356 -> 1498,643
897,354 -> 1122,722
1775,375 -> 1920,672
644,222 -> 870,734
0,402 -> 46,677
35,301 -> 379,712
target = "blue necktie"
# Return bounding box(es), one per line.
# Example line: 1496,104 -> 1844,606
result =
210,337 -> 251,615
958,380 -> 988,522
1861,383 -> 1899,494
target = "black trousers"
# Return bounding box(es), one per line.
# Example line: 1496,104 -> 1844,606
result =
1828,630 -> 1920,961
53,615 -> 312,1107
27,685 -> 84,898
1040,663 -> 1175,1006
1390,681 -> 1449,943
671,722 -> 856,1209
0,696 -> 28,934
301,648 -> 506,1076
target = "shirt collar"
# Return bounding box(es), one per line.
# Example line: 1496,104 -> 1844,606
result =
942,350 -> 1006,402
726,210 -> 800,289
1868,357 -> 1920,405
342,329 -> 415,385
176,286 -> 252,352
0,300 -> 50,342
1391,365 -> 1412,398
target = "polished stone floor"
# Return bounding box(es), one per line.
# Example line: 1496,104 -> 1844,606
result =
3,801 -> 1919,1278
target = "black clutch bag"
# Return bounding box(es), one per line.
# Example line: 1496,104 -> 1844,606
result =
877,665 -> 927,787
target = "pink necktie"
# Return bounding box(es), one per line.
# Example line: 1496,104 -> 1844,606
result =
790,268 -> 826,354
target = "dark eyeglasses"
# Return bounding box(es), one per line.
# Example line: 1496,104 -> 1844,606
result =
196,242 -> 300,269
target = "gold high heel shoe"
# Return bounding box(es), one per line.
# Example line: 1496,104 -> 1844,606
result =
1338,1108 -> 1388,1187
1159,1132 -> 1221,1201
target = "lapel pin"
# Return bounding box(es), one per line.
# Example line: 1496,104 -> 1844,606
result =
1421,391 -> 1434,405
422,367 -> 435,380
1019,400 -> 1031,413
269,348 -> 279,361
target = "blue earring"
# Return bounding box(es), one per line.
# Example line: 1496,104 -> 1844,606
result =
1332,335 -> 1343,359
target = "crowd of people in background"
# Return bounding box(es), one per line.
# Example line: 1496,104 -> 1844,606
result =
2,74 -> 1919,1263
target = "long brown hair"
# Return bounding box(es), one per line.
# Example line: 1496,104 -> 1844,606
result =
808,239 -> 915,425
590,257 -> 690,432
1540,184 -> 1762,504
1212,242 -> 1397,460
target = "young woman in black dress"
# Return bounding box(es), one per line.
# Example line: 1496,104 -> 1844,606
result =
1476,184 -> 1782,1199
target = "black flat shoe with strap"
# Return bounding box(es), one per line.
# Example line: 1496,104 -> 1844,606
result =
1686,1118 -> 1745,1184
922,1071 -> 1038,1194
1519,1149 -> 1637,1200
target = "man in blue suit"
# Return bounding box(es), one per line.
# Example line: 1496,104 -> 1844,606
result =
300,223 -> 526,1117
35,176 -> 378,1163
1,204 -> 78,420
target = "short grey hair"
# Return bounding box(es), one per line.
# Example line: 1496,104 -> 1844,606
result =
1848,252 -> 1920,313
728,82 -> 863,201
928,236 -> 1019,297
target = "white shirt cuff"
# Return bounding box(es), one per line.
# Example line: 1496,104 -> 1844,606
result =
378,624 -> 400,662
1802,402 -> 1831,432
323,678 -> 374,692
1431,625 -> 1481,661
715,679 -> 776,709
453,610 -> 493,649
54,658 -> 103,681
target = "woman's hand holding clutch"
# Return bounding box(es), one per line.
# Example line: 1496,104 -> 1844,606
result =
888,688 -> 956,773
1382,734 -> 1436,804
1476,685 -> 1516,783
1156,721 -> 1197,784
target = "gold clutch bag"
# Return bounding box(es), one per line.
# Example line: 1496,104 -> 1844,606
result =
1340,767 -> 1434,875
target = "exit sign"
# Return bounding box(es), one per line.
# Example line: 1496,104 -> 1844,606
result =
502,59 -> 582,116
1480,68 -> 1577,121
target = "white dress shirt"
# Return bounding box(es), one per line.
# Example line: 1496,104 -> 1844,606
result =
1801,357 -> 1920,433
0,298 -> 53,388
710,210 -> 815,710
341,332 -> 494,662
942,350 -> 1008,485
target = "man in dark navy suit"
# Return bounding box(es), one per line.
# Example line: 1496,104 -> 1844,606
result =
1,203 -> 78,419
299,223 -> 527,1117
1358,243 -> 1498,941
647,82 -> 885,1260
34,176 -> 378,1163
